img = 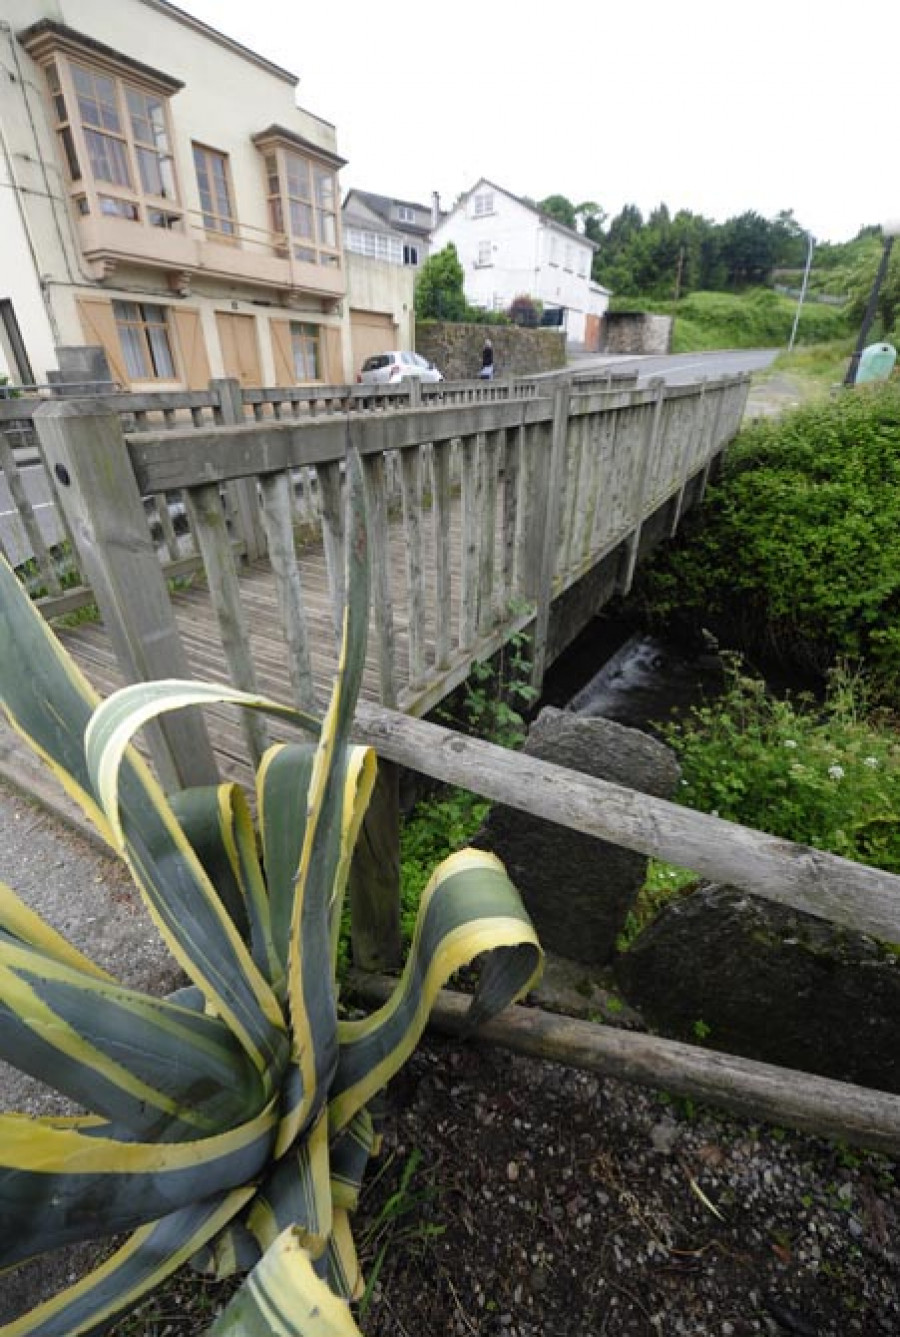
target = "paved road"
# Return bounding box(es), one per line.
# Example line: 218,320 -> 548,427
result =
569,347 -> 779,385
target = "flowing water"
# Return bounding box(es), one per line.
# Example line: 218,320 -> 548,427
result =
539,619 -> 726,735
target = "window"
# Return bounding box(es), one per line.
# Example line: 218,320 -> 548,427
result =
346,228 -> 403,264
126,87 -> 177,199
549,234 -> 560,266
472,191 -> 494,218
403,243 -> 419,266
113,301 -> 176,379
71,62 -> 131,187
290,322 -> 320,381
41,53 -> 181,229
477,239 -> 492,267
260,141 -> 341,268
578,251 -> 588,278
397,205 -> 415,223
193,144 -> 236,238
564,243 -> 573,272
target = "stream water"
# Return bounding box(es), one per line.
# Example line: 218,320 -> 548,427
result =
538,617 -> 727,735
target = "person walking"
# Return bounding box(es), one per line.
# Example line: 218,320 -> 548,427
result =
479,338 -> 495,380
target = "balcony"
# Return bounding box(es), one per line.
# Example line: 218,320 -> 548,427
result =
76,211 -> 345,304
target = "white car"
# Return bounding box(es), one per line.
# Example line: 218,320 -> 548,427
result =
357,351 -> 443,384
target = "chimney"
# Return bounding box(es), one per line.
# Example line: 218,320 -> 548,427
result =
431,190 -> 441,230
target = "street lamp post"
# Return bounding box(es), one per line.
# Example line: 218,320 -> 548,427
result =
844,218 -> 900,386
787,230 -> 815,354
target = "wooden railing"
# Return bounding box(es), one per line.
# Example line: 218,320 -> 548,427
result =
2,370 -> 637,607
30,372 -> 747,735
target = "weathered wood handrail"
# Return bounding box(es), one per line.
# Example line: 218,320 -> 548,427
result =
352,702 -> 900,943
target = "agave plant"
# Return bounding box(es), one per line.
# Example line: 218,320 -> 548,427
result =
0,451 -> 542,1336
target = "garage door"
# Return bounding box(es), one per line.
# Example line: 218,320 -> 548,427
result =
350,309 -> 397,379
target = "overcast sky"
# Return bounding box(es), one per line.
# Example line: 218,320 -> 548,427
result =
175,0 -> 896,245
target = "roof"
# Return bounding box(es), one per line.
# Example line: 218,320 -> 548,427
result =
447,178 -> 600,251
343,189 -> 434,237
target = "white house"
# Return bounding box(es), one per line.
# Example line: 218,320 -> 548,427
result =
430,179 -> 610,348
0,0 -> 356,388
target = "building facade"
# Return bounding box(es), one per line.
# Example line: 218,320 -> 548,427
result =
342,190 -> 434,270
430,179 -> 610,347
0,0 -> 352,388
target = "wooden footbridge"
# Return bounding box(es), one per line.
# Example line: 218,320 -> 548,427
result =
11,369 -> 747,790
7,367 -> 900,1156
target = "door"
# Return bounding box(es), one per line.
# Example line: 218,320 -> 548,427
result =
349,309 -> 397,380
216,312 -> 262,388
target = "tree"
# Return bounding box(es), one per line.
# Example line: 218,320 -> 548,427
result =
574,200 -> 607,242
415,244 -> 468,321
537,194 -> 577,230
719,211 -> 780,288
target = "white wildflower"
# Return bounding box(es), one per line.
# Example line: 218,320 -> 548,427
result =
864,756 -> 879,769
828,764 -> 845,781
783,739 -> 798,749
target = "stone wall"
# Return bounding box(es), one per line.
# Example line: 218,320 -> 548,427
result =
601,312 -> 673,356
415,322 -> 566,381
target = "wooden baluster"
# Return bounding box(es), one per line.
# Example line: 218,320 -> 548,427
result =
459,433 -> 481,653
185,481 -> 269,769
317,460 -> 346,642
258,470 -> 317,712
361,452 -> 397,708
477,429 -> 501,637
431,438 -> 453,671
400,445 -> 426,690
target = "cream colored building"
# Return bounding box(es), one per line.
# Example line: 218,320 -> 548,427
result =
0,0 -> 353,388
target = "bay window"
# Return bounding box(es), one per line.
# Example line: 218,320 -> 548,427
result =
253,127 -> 343,269
22,24 -> 183,230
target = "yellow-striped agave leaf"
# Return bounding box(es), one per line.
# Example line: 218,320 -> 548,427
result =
0,1190 -> 253,1337
275,449 -> 375,1158
169,783 -> 282,989
0,879 -> 112,981
0,557 -> 112,843
0,1104 -> 277,1266
83,679 -> 296,1078
207,1225 -> 364,1337
330,849 -> 543,1135
0,938 -> 266,1138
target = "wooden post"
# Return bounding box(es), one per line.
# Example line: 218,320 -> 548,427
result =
210,378 -> 267,561
348,759 -> 402,970
530,381 -> 570,690
33,400 -> 218,791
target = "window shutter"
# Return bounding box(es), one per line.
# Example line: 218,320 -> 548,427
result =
270,319 -> 295,385
170,308 -> 210,390
74,295 -> 130,386
322,325 -> 343,383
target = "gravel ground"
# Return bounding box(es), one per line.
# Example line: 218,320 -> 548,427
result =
1,779 -> 898,1336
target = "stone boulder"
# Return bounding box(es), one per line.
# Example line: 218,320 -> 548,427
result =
614,884 -> 900,1093
474,707 -> 681,965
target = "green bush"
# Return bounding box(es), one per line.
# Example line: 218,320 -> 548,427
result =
632,382 -> 900,695
660,659 -> 900,873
